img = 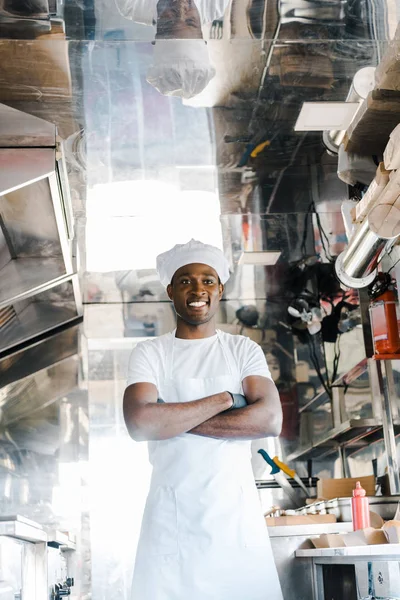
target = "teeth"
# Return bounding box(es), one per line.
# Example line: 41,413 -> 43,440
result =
189,302 -> 206,307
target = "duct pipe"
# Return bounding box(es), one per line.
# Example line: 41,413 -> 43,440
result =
323,66 -> 375,155
335,205 -> 400,288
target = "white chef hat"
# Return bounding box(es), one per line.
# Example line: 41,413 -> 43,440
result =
156,239 -> 230,287
146,39 -> 215,100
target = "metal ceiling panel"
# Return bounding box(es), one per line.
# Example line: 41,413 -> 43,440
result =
0,103 -> 56,148
0,325 -> 80,387
0,148 -> 54,196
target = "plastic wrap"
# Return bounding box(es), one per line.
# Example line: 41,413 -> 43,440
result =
375,23 -> 400,91
337,144 -> 377,186
384,123 -> 400,170
354,162 -> 390,223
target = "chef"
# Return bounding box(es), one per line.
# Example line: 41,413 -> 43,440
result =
115,0 -> 230,99
123,239 -> 284,600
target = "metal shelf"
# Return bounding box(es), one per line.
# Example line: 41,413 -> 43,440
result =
47,529 -> 76,550
0,257 -> 69,309
0,295 -> 78,354
299,358 -> 369,414
287,418 -> 384,462
256,477 -> 318,490
0,518 -> 47,543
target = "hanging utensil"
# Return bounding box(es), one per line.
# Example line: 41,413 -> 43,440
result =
258,450 -> 301,507
273,457 -> 311,497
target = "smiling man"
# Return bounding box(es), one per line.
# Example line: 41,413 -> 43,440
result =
123,239 -> 284,600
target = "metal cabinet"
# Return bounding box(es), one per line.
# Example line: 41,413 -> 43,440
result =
0,103 -> 82,357
0,518 -> 76,600
297,546 -> 400,600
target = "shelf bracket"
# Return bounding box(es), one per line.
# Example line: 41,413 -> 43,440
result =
376,360 -> 400,494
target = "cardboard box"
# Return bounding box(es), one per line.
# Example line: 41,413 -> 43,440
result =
343,527 -> 388,546
344,90 -> 400,155
0,38 -> 72,102
317,476 -> 375,500
312,534 -> 346,549
279,54 -> 334,89
266,514 -> 336,527
370,510 -> 385,529
383,520 -> 400,543
375,25 -> 400,92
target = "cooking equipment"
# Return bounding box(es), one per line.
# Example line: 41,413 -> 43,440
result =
298,496 -> 400,522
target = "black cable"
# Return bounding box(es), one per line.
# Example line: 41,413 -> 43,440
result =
331,334 -> 342,384
314,209 -> 334,263
303,199 -> 335,263
307,333 -> 332,399
301,201 -> 314,258
388,256 -> 400,274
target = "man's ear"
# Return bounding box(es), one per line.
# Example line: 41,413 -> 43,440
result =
167,284 -> 173,300
219,283 -> 224,300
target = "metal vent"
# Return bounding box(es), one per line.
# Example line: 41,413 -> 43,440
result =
0,305 -> 17,335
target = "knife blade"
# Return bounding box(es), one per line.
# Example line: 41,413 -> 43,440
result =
273,456 -> 311,497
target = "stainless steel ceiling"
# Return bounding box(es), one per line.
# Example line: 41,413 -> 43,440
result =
0,0 -> 397,408
1,1 -> 395,293
0,0 -> 397,406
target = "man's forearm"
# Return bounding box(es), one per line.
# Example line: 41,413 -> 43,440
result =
189,400 -> 282,440
124,389 -> 233,441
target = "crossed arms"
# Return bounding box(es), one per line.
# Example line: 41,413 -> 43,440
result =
123,375 -> 282,442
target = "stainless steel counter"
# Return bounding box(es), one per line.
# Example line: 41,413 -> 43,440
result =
296,543 -> 400,600
267,523 -> 353,600
296,544 -> 400,558
268,522 -> 353,538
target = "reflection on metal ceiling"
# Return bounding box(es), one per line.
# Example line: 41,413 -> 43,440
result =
0,0 -> 396,387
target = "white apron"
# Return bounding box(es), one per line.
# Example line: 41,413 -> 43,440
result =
131,331 -> 283,600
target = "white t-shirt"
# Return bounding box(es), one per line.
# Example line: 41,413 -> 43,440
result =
115,0 -> 230,26
127,330 -> 271,392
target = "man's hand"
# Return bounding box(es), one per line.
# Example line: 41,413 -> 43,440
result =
226,393 -> 247,410
123,383 -> 233,442
189,376 -> 282,440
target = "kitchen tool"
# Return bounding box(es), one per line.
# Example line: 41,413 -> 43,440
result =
273,456 -> 311,497
372,458 -> 379,494
258,450 -> 301,507
307,459 -> 313,490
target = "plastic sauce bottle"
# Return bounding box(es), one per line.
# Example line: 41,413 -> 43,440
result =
369,274 -> 400,356
351,481 -> 370,531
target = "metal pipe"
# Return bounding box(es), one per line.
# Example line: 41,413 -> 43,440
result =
323,67 -> 375,154
376,360 -> 400,495
347,69 -> 376,105
335,218 -> 389,288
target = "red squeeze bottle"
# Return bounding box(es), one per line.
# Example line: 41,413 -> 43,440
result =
351,482 -> 370,531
